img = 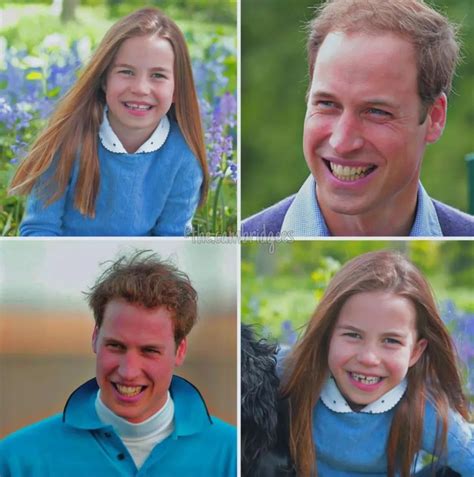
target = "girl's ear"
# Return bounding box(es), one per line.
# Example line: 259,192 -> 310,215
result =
408,338 -> 428,367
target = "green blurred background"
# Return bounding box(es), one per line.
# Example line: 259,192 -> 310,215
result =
242,240 -> 474,338
242,0 -> 474,218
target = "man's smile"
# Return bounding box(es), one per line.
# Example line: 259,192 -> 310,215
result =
328,161 -> 376,182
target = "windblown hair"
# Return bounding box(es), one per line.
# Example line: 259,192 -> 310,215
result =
10,7 -> 208,216
307,0 -> 460,121
281,250 -> 469,477
87,251 -> 197,345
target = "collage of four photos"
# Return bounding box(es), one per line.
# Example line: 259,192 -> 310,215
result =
0,0 -> 473,476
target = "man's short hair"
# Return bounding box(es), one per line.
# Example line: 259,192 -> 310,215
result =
87,251 -> 197,345
307,0 -> 460,116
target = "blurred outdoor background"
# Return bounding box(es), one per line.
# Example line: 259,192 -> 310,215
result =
0,240 -> 237,437
0,0 -> 237,236
242,240 -> 474,412
242,0 -> 474,218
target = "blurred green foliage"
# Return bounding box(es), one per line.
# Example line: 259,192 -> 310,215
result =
241,240 -> 474,338
241,0 -> 474,217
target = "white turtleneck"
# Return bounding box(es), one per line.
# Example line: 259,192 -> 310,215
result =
95,391 -> 175,469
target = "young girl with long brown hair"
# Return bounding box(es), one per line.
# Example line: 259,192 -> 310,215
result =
281,250 -> 473,476
9,7 -> 208,236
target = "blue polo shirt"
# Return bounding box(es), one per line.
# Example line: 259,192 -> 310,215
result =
0,376 -> 236,476
280,175 -> 442,236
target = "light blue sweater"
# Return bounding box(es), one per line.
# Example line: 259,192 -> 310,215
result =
0,376 -> 237,477
19,120 -> 203,236
313,397 -> 473,476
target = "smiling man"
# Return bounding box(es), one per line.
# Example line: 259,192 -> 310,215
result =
242,0 -> 474,237
0,253 -> 236,476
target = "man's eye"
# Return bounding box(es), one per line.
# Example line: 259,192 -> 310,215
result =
367,108 -> 391,117
144,348 -> 160,354
107,343 -> 124,350
316,100 -> 336,109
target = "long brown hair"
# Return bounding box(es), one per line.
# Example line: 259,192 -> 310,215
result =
9,8 -> 208,217
281,250 -> 470,476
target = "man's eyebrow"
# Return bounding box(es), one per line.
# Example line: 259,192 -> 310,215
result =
103,337 -> 164,349
310,90 -> 337,101
364,98 -> 400,110
310,90 -> 399,110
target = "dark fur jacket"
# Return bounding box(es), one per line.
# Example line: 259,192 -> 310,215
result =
241,325 -> 296,477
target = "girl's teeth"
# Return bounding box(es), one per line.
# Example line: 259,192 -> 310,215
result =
330,162 -> 371,181
125,103 -> 151,111
351,372 -> 381,385
116,384 -> 143,396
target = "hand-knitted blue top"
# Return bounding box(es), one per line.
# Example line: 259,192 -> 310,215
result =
20,115 -> 203,236
314,377 -> 473,476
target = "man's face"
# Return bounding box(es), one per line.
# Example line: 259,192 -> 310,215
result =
92,299 -> 186,423
303,32 -> 445,225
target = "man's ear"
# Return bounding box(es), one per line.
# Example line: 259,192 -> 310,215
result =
92,326 -> 99,354
425,93 -> 447,144
175,337 -> 187,367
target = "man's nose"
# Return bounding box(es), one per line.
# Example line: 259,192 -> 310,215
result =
329,112 -> 364,155
118,352 -> 141,380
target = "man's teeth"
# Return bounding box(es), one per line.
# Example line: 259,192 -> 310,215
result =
351,373 -> 382,385
330,162 -> 371,181
125,103 -> 152,111
116,384 -> 143,396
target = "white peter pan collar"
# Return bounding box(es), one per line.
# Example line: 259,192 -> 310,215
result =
320,375 -> 407,414
98,106 -> 170,154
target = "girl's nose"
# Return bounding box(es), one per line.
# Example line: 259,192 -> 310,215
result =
356,347 -> 381,366
130,75 -> 151,95
329,112 -> 364,155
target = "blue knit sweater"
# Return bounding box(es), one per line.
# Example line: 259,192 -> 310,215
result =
19,120 -> 203,236
313,397 -> 473,476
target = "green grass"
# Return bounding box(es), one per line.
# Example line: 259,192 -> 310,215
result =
1,4 -> 236,51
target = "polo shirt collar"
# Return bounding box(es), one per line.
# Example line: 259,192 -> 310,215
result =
320,375 -> 407,414
281,175 -> 329,236
170,375 -> 213,437
62,376 -> 212,436
62,378 -> 106,430
98,107 -> 170,154
281,175 -> 442,236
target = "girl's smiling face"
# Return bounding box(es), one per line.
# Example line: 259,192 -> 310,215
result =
327,291 -> 427,410
103,34 -> 175,152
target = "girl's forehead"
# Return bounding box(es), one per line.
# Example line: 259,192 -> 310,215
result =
335,291 -> 417,331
